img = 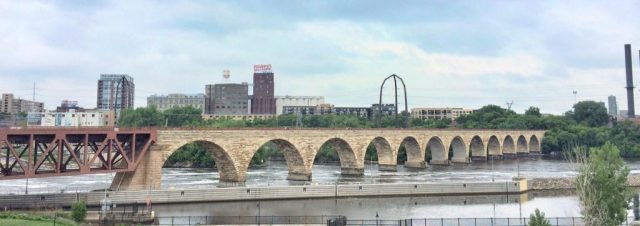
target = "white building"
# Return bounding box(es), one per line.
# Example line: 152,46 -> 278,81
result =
33,110 -> 114,127
275,96 -> 325,115
147,93 -> 205,113
411,107 -> 474,120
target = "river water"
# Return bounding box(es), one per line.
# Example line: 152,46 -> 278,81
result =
2,158 -> 640,220
4,158 -> 640,193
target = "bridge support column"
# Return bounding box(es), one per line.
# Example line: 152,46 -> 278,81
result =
378,164 -> 397,171
404,160 -> 426,169
287,172 -> 312,181
451,157 -> 470,164
341,167 -> 364,176
429,159 -> 450,165
471,156 -> 487,161
111,148 -> 164,191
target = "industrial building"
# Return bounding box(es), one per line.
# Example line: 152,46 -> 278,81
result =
275,96 -> 325,115
148,93 -> 205,113
251,65 -> 276,114
205,83 -> 249,115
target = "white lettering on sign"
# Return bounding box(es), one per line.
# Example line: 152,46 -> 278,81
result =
253,64 -> 272,73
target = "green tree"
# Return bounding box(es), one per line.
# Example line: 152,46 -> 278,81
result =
71,201 -> 87,223
575,142 -> 631,226
525,106 -> 542,117
117,106 -> 164,127
572,101 -> 609,127
528,209 -> 551,226
164,106 -> 203,127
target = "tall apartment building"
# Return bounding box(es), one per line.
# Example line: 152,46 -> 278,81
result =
411,107 -> 474,120
205,83 -> 249,115
1,93 -> 44,114
97,74 -> 135,111
275,96 -> 324,115
148,93 -> 205,113
251,65 -> 276,114
608,95 -> 618,117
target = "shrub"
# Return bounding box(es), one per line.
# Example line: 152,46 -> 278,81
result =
71,201 -> 87,223
528,209 -> 551,226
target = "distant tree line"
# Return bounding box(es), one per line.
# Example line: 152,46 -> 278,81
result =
120,100 -> 640,168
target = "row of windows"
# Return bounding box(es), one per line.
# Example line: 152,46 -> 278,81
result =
215,106 -> 247,109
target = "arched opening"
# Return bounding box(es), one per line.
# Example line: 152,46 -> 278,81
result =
426,137 -> 448,165
314,138 -> 361,176
400,136 -> 424,168
450,136 -> 468,163
517,135 -> 528,154
530,135 -> 541,152
367,137 -> 395,171
469,136 -> 485,161
487,136 -> 501,159
247,139 -> 309,182
502,136 -> 516,157
162,141 -> 239,186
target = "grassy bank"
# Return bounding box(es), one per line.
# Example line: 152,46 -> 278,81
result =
0,212 -> 77,226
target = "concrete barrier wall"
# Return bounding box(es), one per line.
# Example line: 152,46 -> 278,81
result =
0,180 -> 527,209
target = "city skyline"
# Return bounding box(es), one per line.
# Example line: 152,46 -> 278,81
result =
1,1 -> 640,114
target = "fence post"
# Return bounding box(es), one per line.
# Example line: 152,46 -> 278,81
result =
441,218 -> 444,226
171,216 -> 174,225
556,217 -> 558,226
458,217 -> 460,226
572,217 -> 574,226
189,216 -> 191,225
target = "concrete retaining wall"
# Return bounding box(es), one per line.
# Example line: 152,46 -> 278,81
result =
0,180 -> 527,209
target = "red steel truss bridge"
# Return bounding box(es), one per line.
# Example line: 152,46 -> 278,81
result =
0,127 -> 156,180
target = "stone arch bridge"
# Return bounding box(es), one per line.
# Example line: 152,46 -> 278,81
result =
112,129 -> 544,190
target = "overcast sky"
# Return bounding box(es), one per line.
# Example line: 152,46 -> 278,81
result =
1,1 -> 639,114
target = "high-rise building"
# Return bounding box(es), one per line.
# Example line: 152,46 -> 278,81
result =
251,64 -> 276,114
275,96 -> 324,115
205,83 -> 249,115
608,95 -> 618,117
1,93 -> 44,114
97,74 -> 135,111
148,93 -> 205,113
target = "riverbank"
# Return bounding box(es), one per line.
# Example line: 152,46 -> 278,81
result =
529,173 -> 640,190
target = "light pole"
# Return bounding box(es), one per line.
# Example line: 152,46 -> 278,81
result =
573,90 -> 578,105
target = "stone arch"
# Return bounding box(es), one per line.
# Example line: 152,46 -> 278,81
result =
470,135 -> 486,160
449,136 -> 469,163
426,136 -> 448,165
250,139 -> 309,181
530,135 -> 541,152
169,140 -> 240,182
318,138 -> 361,175
369,137 -> 395,171
487,135 -> 501,157
400,136 -> 424,168
517,135 -> 528,153
502,135 -> 516,156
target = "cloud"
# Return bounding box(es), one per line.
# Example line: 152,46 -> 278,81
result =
0,1 -> 638,115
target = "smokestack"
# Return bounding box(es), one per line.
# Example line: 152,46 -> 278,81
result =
625,44 -> 635,118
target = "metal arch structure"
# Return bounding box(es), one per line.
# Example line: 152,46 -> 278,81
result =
378,74 -> 409,128
0,127 -> 156,180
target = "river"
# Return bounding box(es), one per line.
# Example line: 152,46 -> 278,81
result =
4,157 -> 640,194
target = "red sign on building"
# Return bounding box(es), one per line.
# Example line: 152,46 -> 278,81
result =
253,64 -> 272,73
